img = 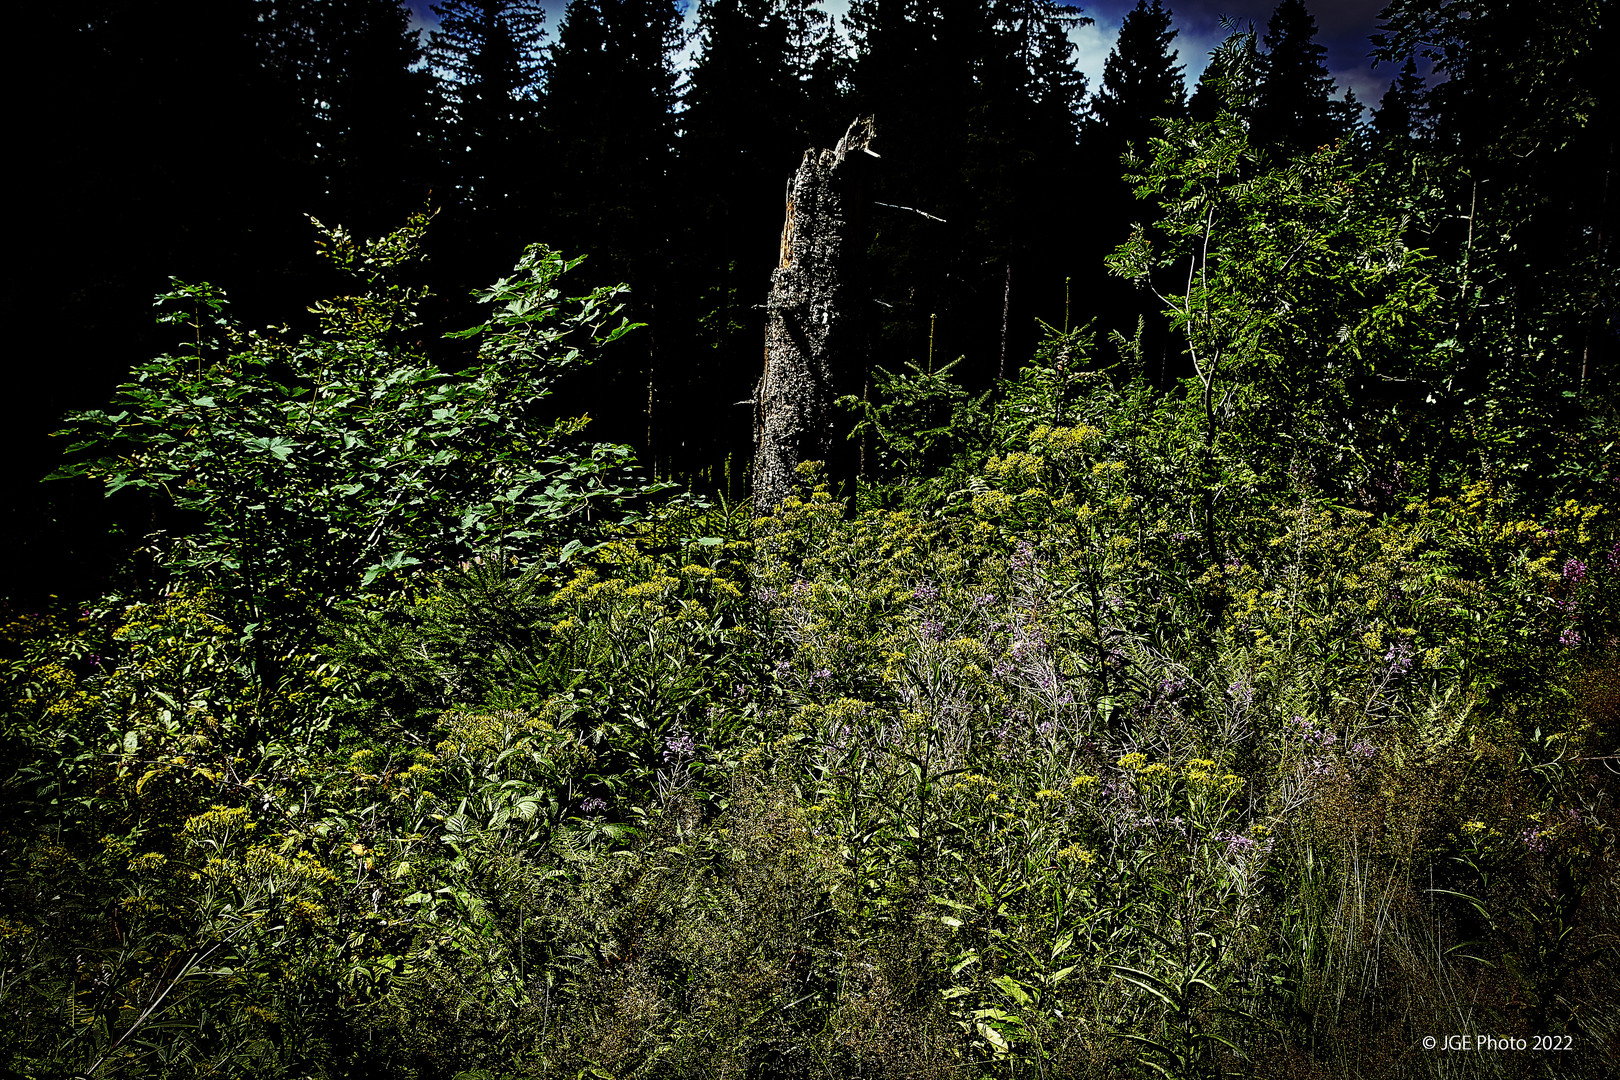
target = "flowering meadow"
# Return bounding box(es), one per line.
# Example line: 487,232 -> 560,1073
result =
6,335 -> 1617,1077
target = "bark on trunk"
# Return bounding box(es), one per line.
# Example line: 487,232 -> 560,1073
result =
752,117 -> 875,517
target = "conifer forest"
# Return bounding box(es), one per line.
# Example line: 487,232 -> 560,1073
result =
6,1 -> 1619,1077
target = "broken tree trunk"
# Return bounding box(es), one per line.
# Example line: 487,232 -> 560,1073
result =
752,117 -> 875,517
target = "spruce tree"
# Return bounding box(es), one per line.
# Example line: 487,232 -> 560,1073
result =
1079,0 -> 1186,386
306,0 -> 437,228
1371,56 -> 1428,149
1251,0 -> 1338,157
844,0 -> 1089,382
429,0 -> 548,223
544,0 -> 686,459
1084,0 -> 1185,167
545,0 -> 683,273
1374,0 -> 1614,474
1187,26 -> 1260,122
683,0 -> 805,231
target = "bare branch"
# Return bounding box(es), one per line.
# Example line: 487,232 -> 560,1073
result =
873,201 -> 947,223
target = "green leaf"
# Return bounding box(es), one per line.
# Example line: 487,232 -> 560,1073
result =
992,975 -> 1031,1007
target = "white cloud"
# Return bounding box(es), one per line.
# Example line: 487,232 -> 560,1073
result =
1070,14 -> 1120,93
1334,64 -> 1386,110
1069,8 -> 1222,102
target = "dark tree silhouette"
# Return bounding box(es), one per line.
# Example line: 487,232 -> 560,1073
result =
1371,56 -> 1428,149
429,0 -> 548,224
1374,0 -> 1615,457
1079,0 -> 1187,385
1251,0 -> 1338,158
545,0 -> 686,461
1084,0 -> 1185,165
844,0 -> 1089,384
1187,23 -> 1259,122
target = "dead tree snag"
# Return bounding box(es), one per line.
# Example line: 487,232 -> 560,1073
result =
752,117 -> 875,516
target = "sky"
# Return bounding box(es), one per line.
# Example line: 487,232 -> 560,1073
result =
405,0 -> 1400,111
1069,0 -> 1399,107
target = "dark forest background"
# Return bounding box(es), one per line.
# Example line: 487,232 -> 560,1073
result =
22,0 -> 1610,608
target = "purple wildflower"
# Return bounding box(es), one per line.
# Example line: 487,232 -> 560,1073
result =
921,618 -> 945,641
662,732 -> 697,764
581,797 -> 607,815
1350,740 -> 1377,760
913,580 -> 941,602
1521,827 -> 1548,853
1563,557 -> 1588,585
1561,627 -> 1582,649
1384,639 -> 1414,676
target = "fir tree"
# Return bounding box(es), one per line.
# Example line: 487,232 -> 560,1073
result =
1374,0 -> 1614,427
545,0 -> 684,270
428,0 -> 548,221
1084,0 -> 1185,166
1371,56 -> 1428,148
544,0 -> 686,459
1251,0 -> 1338,157
304,0 -> 437,227
1079,0 -> 1186,386
844,0 -> 1089,381
1187,22 -> 1259,122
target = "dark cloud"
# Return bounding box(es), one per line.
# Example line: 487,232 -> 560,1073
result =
1080,0 -> 1394,105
